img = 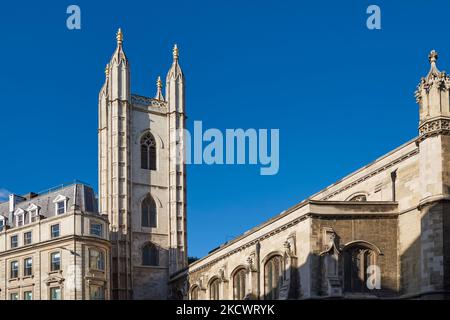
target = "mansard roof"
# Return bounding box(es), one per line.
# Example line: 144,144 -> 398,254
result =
0,182 -> 98,223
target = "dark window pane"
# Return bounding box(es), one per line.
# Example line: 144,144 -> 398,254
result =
141,195 -> 157,228
142,243 -> 159,266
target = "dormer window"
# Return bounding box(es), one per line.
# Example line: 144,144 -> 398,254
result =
0,216 -> 5,232
17,214 -> 24,227
14,208 -> 26,228
57,201 -> 65,214
53,195 -> 69,216
27,204 -> 40,223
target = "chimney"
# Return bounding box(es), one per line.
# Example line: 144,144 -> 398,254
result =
8,194 -> 26,225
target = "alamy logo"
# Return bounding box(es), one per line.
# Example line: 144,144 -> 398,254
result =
366,265 -> 381,290
66,5 -> 81,30
366,5 -> 381,30
173,121 -> 280,176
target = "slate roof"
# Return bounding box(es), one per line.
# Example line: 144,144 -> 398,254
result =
0,182 -> 98,228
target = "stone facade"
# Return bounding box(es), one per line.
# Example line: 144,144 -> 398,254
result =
98,29 -> 187,299
170,50 -> 450,300
0,183 -> 110,300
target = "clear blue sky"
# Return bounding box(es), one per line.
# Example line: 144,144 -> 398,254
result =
0,0 -> 449,257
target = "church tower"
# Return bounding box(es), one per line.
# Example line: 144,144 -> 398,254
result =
415,50 -> 450,295
98,29 -> 188,299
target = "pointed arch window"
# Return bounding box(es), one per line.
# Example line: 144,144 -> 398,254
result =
142,243 -> 159,266
190,286 -> 199,300
343,243 -> 378,293
233,268 -> 247,300
141,195 -> 157,228
264,255 -> 283,300
141,132 -> 157,170
209,278 -> 220,300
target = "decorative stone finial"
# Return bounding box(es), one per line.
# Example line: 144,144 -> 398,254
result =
105,64 -> 109,77
173,44 -> 179,60
155,76 -> 164,100
116,28 -> 123,44
157,76 -> 162,89
429,50 -> 438,64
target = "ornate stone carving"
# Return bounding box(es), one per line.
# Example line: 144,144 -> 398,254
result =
416,118 -> 450,144
319,229 -> 342,297
131,94 -> 167,109
415,50 -> 450,104
218,267 -> 228,283
246,256 -> 256,272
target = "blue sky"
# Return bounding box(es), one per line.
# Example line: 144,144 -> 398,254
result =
0,0 -> 449,257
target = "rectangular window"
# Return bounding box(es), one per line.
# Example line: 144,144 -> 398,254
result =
24,291 -> 32,300
56,201 -> 65,215
17,214 -> 24,227
10,261 -> 19,279
30,210 -> 39,222
50,252 -> 61,271
24,231 -> 32,245
10,293 -> 19,300
50,287 -> 61,300
89,249 -> 105,271
10,235 -> 18,248
0,219 -> 4,232
89,285 -> 105,300
90,223 -> 103,237
51,224 -> 60,238
24,258 -> 33,276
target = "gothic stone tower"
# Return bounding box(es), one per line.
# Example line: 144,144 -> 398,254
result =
98,29 -> 187,299
415,50 -> 450,297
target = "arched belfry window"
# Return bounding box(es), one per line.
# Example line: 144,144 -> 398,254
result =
141,195 -> 157,228
142,242 -> 159,266
264,255 -> 283,300
141,132 -> 157,170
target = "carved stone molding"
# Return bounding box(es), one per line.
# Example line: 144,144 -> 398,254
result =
131,94 -> 167,109
417,118 -> 450,143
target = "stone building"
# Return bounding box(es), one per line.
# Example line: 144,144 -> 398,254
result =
0,183 -> 110,300
169,50 -> 450,300
98,29 -> 187,299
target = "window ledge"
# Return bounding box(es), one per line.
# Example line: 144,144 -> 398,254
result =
8,277 -> 19,282
48,270 -> 62,276
23,275 -> 34,280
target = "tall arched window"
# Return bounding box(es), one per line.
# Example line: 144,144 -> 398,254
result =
343,243 -> 378,293
209,278 -> 220,300
141,132 -> 157,170
141,195 -> 157,228
264,255 -> 283,300
142,243 -> 159,266
190,286 -> 199,300
233,268 -> 247,300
